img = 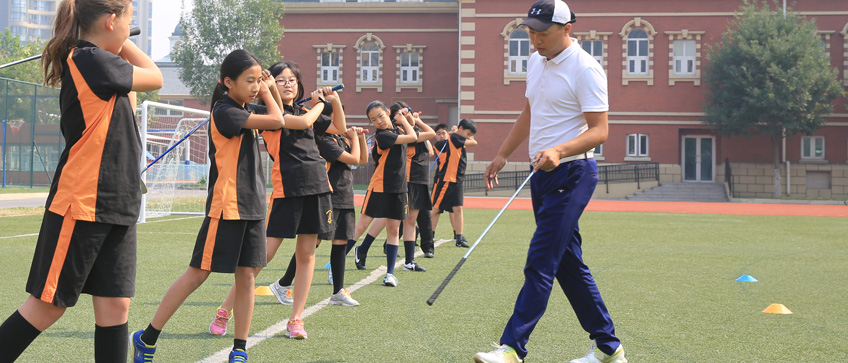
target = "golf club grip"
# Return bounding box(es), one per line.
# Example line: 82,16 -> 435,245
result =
295,84 -> 344,105
130,27 -> 141,36
426,257 -> 467,305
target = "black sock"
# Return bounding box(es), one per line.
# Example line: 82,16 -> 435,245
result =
385,244 -> 399,274
345,239 -> 356,254
330,244 -> 346,294
403,240 -> 416,264
140,323 -> 161,346
279,254 -> 297,287
95,322 -> 128,362
0,310 -> 41,360
456,234 -> 464,242
359,234 -> 376,255
233,338 -> 247,351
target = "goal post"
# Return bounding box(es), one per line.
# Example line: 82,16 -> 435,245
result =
138,101 -> 211,223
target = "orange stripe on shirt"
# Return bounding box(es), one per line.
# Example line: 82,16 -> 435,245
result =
264,130 -> 286,199
201,218 -> 220,271
443,142 -> 462,183
368,148 -> 391,193
48,51 -> 115,221
40,215 -> 77,304
208,114 -> 243,219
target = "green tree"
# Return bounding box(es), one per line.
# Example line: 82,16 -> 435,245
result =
702,0 -> 845,197
173,0 -> 285,103
0,29 -> 44,84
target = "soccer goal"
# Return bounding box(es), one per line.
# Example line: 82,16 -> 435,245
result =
138,101 -> 210,223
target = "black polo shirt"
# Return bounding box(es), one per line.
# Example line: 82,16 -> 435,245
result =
264,104 -> 332,198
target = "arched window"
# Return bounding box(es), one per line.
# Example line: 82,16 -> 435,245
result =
360,41 -> 380,83
508,29 -> 531,75
627,29 -> 649,75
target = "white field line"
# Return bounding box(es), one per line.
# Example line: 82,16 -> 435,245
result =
0,216 -> 201,240
0,232 -> 38,240
198,238 -> 454,363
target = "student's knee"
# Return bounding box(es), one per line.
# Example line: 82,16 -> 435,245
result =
92,296 -> 130,326
185,267 -> 211,286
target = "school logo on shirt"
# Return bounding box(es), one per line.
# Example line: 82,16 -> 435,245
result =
326,209 -> 333,224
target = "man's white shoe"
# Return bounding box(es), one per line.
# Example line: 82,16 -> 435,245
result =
473,343 -> 523,363
569,342 -> 627,363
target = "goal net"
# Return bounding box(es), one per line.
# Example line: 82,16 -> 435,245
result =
138,101 -> 210,223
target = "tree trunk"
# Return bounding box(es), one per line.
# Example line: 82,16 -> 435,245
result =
772,134 -> 781,197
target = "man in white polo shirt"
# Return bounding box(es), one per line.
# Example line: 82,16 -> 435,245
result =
475,1 -> 626,363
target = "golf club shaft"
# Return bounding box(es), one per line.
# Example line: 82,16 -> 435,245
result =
428,141 -> 448,172
0,28 -> 141,70
426,170 -> 535,306
295,84 -> 344,105
139,118 -> 209,194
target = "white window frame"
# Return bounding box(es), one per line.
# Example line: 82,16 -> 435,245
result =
399,52 -> 420,84
320,51 -> 340,84
801,136 -> 825,160
508,29 -> 530,76
626,134 -> 649,157
360,42 -> 380,84
627,30 -> 649,76
582,40 -> 604,65
673,40 -> 696,76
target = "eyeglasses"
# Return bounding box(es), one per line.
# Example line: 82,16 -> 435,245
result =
276,79 -> 298,86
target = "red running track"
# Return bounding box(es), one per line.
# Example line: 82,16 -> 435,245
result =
352,195 -> 848,218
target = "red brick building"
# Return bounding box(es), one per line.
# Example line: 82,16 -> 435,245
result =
243,0 -> 848,199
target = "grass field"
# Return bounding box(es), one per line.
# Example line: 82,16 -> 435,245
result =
0,207 -> 846,362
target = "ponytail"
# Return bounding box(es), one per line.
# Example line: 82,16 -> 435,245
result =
210,81 -> 227,113
42,0 -> 131,87
42,0 -> 78,87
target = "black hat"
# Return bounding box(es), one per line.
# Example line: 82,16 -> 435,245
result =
520,0 -> 576,32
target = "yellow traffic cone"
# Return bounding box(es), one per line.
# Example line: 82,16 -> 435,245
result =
762,303 -> 792,314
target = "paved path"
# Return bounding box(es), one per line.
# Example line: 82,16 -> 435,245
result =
0,193 -> 47,209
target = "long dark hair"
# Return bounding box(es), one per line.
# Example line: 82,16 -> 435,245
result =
210,49 -> 261,112
42,0 -> 131,87
389,101 -> 409,120
267,61 -> 304,103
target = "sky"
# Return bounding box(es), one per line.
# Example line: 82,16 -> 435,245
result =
151,0 -> 193,61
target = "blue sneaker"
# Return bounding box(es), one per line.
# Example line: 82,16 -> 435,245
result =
229,348 -> 248,363
131,329 -> 156,363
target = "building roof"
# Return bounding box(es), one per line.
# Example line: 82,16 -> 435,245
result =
156,65 -> 190,97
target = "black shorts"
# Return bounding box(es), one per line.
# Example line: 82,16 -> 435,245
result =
361,190 -> 408,220
266,193 -> 334,238
26,211 -> 136,307
318,208 -> 355,241
190,217 -> 267,273
432,182 -> 463,213
408,183 -> 432,211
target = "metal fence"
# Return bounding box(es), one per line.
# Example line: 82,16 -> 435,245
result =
1,77 -> 63,187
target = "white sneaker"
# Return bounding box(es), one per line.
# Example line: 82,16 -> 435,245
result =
569,342 -> 627,363
269,281 -> 293,305
473,343 -> 523,363
382,273 -> 399,287
329,288 -> 360,306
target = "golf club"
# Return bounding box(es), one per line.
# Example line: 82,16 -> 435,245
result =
0,28 -> 141,70
426,170 -> 535,306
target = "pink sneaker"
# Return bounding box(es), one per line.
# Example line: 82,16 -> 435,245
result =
209,308 -> 231,336
285,318 -> 307,339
